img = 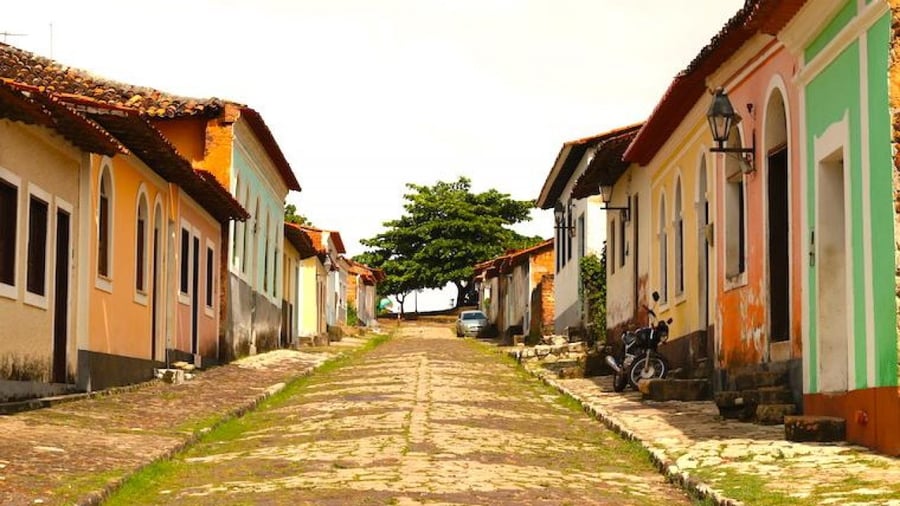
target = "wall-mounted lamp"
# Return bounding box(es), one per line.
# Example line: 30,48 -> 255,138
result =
553,201 -> 576,238
707,87 -> 756,174
599,184 -> 630,222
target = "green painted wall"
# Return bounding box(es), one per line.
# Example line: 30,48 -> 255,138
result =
866,13 -> 898,386
805,8 -> 898,392
805,42 -> 864,392
805,0 -> 857,63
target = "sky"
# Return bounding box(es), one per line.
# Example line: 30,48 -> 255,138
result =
4,0 -> 744,309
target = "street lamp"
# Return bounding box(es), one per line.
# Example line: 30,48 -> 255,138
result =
598,183 -> 630,222
553,201 -> 576,238
707,87 -> 756,173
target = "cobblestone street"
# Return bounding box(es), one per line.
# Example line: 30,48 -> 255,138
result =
107,326 -> 693,505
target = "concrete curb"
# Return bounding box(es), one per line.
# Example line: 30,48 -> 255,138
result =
525,366 -> 743,506
72,342 -> 370,506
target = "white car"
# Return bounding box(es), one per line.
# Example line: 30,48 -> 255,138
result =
456,310 -> 488,337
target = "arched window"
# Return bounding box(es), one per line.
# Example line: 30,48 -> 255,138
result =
658,193 -> 668,303
97,164 -> 114,282
674,177 -> 684,295
135,187 -> 149,294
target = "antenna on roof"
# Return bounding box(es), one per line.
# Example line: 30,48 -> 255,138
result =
0,31 -> 26,44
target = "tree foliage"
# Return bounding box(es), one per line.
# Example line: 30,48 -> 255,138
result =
356,177 -> 542,312
284,204 -> 312,226
580,246 -> 607,345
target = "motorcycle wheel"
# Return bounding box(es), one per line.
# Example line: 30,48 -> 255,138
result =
627,353 -> 669,390
612,372 -> 627,392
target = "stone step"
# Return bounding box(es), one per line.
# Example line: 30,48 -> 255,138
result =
643,379 -> 709,402
714,391 -> 758,421
756,403 -> 796,425
734,370 -> 788,390
784,415 -> 846,442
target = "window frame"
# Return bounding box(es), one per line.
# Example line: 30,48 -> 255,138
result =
178,219 -> 192,306
674,177 -> 685,297
134,185 -> 150,305
657,192 -> 668,305
0,167 -> 21,300
24,183 -> 51,309
204,238 -> 216,318
95,162 -> 114,293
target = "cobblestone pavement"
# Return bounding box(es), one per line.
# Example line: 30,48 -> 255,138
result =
105,326 -> 693,505
0,338 -> 370,506
527,365 -> 900,506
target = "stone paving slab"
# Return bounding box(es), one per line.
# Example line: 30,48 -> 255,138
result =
522,362 -> 900,506
0,339 -> 371,506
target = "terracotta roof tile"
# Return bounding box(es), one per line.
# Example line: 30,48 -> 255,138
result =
0,43 -> 300,193
0,80 -> 124,156
0,43 -> 223,118
537,123 -> 644,209
284,223 -> 319,259
570,124 -> 643,199
85,110 -> 248,222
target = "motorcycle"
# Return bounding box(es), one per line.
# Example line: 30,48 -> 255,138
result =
604,291 -> 672,392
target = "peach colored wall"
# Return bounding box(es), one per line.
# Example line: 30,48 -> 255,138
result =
88,155 -> 166,360
713,45 -> 803,368
0,120 -> 82,381
174,192 -> 221,359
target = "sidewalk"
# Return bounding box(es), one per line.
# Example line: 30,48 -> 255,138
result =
0,335 -> 374,506
522,361 -> 900,505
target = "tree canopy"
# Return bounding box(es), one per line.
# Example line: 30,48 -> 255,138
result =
284,204 -> 312,226
356,177 -> 542,312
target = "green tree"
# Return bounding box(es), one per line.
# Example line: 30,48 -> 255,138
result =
284,204 -> 311,226
357,177 -> 542,310
580,246 -> 607,345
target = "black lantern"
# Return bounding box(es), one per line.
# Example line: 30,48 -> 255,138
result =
707,87 -> 755,171
553,201 -> 575,237
599,183 -> 630,221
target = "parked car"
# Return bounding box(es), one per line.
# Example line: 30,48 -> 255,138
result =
456,310 -> 489,337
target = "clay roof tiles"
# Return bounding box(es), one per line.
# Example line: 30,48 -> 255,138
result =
0,43 -> 223,118
537,123 -> 644,209
0,43 -> 301,192
0,79 -> 124,156
284,223 -> 319,259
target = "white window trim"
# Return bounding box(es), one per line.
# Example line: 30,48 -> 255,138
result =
95,162 -> 114,294
0,166 -> 21,301
24,183 -> 52,310
133,185 -> 150,306
178,218 -> 192,306
204,237 -> 216,318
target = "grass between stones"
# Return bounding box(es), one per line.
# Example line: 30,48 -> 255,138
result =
101,331 -> 392,505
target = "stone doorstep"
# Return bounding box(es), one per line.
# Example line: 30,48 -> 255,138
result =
643,379 -> 710,402
784,415 -> 846,442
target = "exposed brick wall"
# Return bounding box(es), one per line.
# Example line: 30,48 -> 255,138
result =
540,274 -> 555,335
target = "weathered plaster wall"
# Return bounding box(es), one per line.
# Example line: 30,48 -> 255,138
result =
0,120 -> 81,383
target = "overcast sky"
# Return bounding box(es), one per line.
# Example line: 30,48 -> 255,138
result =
5,0 -> 744,308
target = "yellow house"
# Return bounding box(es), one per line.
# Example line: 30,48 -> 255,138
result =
284,223 -> 328,342
0,81 -> 122,400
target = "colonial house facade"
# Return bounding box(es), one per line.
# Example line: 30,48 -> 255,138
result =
573,0 -> 900,455
0,59 -> 248,397
474,239 -> 555,340
536,126 -> 641,335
